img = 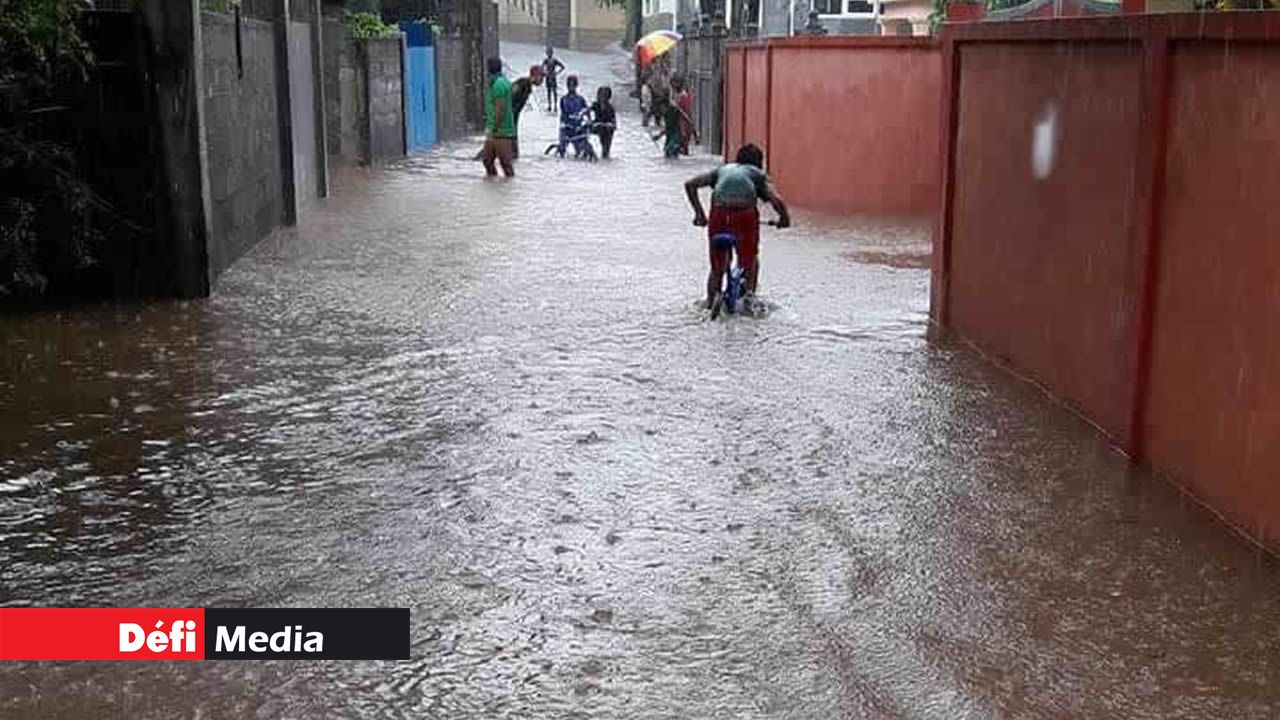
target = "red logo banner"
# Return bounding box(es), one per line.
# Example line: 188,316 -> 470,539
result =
0,608 -> 206,661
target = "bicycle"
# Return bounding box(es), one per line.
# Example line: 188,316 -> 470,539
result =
708,219 -> 781,320
543,109 -> 598,161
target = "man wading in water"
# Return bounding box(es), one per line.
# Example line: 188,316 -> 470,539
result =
481,57 -> 515,178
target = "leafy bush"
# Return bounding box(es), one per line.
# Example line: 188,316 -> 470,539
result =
346,11 -> 400,40
0,0 -> 103,300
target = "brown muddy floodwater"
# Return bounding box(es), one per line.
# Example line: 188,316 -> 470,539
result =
2,45 -> 1280,720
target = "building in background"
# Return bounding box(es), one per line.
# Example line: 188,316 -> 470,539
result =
643,0 -> 679,34
677,0 -> 929,37
498,0 -> 626,51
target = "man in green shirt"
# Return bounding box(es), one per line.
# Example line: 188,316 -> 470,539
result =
481,57 -> 515,177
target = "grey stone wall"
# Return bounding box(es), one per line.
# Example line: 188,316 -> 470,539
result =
137,0 -> 211,298
435,34 -> 470,141
289,20 -> 319,210
201,12 -> 284,280
364,36 -> 406,160
482,1 -> 500,64
322,31 -> 415,163
823,16 -> 877,34
322,16 -> 344,154
339,37 -> 366,161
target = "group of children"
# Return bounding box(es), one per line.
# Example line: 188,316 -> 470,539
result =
545,74 -> 617,161
481,52 -> 792,313
640,57 -> 697,159
481,47 -> 700,176
510,48 -> 619,162
648,74 -> 696,159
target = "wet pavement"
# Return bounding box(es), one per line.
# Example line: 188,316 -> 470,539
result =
3,45 -> 1280,719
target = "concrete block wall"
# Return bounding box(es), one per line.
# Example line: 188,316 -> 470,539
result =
201,12 -> 285,279
435,35 -> 470,141
364,37 -> 407,160
339,37 -> 367,161
322,16 -> 345,155
289,20 -> 320,211
483,1 -> 500,64
125,1 -> 328,296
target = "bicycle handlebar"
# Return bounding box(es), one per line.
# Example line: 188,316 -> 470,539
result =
695,217 -> 789,228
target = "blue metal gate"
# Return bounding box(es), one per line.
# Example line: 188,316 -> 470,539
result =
401,22 -> 438,153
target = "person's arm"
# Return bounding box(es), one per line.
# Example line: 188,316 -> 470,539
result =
685,170 -> 717,226
764,182 -> 791,228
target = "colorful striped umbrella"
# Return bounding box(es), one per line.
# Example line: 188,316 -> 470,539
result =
635,30 -> 682,66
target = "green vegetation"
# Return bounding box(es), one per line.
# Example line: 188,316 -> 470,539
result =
346,11 -> 400,40
199,0 -> 241,12
0,0 -> 102,299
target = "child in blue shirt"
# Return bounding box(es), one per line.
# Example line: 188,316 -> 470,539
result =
545,75 -> 594,159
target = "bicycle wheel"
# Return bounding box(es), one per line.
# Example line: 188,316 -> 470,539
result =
724,270 -> 741,315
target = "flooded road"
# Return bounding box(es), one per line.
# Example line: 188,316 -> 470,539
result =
3,45 -> 1280,719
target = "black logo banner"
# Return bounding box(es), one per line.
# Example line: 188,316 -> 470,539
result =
204,608 -> 409,660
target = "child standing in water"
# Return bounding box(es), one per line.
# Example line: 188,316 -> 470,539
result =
589,86 -> 617,159
541,46 -> 565,112
673,75 -> 694,155
650,88 -> 696,159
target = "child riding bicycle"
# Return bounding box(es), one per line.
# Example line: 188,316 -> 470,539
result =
544,75 -> 596,160
684,143 -> 791,308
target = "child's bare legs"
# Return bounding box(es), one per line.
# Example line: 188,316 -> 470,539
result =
706,247 -> 729,307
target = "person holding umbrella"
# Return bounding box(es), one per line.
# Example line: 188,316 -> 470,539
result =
636,30 -> 683,140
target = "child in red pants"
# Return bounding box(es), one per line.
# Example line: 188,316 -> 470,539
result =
683,143 -> 791,307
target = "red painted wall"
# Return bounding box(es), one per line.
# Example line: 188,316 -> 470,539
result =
1145,43 -> 1280,543
725,37 -> 941,216
936,14 -> 1280,552
743,48 -> 768,150
724,49 -> 744,156
948,41 -> 1143,437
